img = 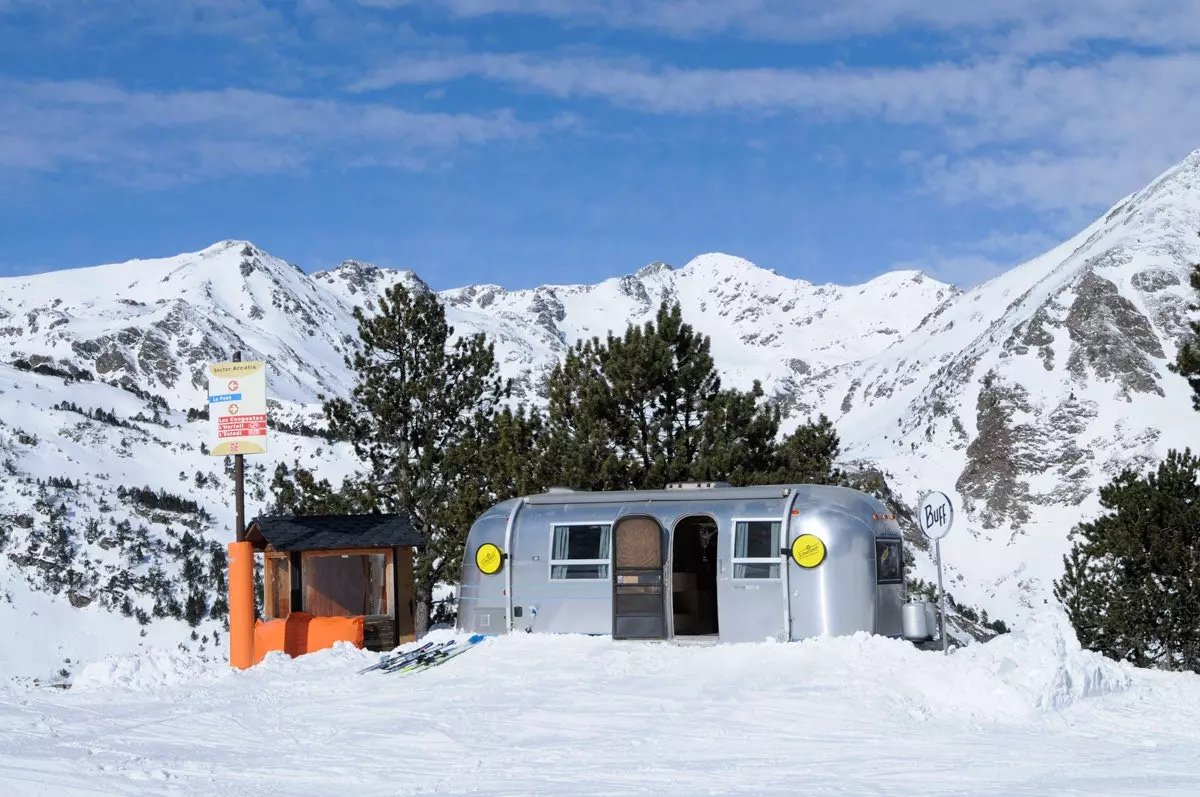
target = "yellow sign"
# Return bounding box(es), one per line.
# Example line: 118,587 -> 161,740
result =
791,534 -> 826,568
475,543 -> 504,575
207,359 -> 268,456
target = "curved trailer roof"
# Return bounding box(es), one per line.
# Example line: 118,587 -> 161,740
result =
518,483 -> 869,506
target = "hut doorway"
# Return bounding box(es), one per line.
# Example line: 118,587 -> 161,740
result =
670,515 -> 719,637
611,515 -> 667,640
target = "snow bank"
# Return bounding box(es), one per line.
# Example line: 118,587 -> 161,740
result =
67,632 -> 450,693
247,641 -> 377,677
954,606 -> 1134,712
70,646 -> 227,693
885,606 -> 1134,722
60,610 -> 1133,727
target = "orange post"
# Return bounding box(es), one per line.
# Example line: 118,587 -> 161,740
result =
227,541 -> 255,669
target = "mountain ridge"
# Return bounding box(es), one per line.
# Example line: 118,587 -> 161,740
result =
3,149 -> 1200,680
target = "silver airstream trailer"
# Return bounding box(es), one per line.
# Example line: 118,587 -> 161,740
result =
455,482 -> 906,643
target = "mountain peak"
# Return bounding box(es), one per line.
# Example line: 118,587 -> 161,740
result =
311,257 -> 431,302
198,239 -> 256,257
681,252 -> 779,277
635,260 -> 673,278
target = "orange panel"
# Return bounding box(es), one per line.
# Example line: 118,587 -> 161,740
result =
306,615 -> 365,652
252,617 -> 287,666
227,541 -> 255,670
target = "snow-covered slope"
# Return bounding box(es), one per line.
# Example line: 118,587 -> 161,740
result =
5,615 -> 1200,795
3,150 -> 1200,681
822,150 -> 1200,618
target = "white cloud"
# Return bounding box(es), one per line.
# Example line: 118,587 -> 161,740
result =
351,49 -> 1200,213
392,0 -> 1200,51
7,0 -> 1199,215
12,0 -> 1200,55
0,79 -> 553,182
350,52 -> 1009,120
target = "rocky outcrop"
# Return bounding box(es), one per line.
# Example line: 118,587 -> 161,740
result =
955,373 -> 1035,529
1064,270 -> 1165,398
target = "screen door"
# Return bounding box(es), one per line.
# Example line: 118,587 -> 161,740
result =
611,515 -> 666,639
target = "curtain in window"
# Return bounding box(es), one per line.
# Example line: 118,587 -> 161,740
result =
550,524 -> 611,579
734,521 -> 780,579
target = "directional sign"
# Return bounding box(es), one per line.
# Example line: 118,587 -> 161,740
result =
917,491 -> 954,541
207,360 -> 268,456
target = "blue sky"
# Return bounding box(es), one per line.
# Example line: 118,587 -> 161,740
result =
1,1 -> 1199,291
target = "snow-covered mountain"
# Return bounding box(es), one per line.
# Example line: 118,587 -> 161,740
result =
4,150 -> 1200,681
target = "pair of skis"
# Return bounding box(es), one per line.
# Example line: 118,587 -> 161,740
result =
358,634 -> 486,676
384,634 -> 485,675
357,640 -> 436,674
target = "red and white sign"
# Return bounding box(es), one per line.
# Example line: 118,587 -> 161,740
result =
217,413 -> 267,438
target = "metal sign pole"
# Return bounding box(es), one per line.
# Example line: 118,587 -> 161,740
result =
935,538 -> 947,654
917,490 -> 954,655
233,350 -> 245,542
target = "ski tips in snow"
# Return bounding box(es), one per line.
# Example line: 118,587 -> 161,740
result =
359,634 -> 489,676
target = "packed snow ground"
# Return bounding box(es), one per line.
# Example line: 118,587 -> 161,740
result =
3,610 -> 1199,796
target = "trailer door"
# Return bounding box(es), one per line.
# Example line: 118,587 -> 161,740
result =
611,515 -> 667,639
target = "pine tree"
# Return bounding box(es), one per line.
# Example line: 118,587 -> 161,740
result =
593,302 -> 723,487
541,342 -> 633,490
320,282 -> 508,637
267,460 -> 366,516
693,381 -> 781,484
480,406 -> 555,500
1168,260 -> 1200,407
1053,449 -> 1200,672
770,413 -> 843,485
540,300 -> 842,489
185,589 -> 208,627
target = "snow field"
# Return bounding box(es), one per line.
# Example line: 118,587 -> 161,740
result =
3,609 -> 1200,795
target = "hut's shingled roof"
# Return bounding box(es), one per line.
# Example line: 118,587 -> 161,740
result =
246,514 -> 423,551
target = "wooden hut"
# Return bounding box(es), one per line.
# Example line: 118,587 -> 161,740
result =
245,513 -> 423,651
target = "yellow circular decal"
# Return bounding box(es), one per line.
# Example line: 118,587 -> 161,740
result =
475,543 -> 504,575
791,534 -> 826,568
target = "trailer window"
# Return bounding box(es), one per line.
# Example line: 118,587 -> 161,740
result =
550,523 -> 611,580
733,520 -> 781,579
875,539 -> 903,584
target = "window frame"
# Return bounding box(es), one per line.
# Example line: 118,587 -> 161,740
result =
263,551 -> 292,620
731,517 -> 783,581
874,538 -> 904,585
299,548 -> 395,619
548,522 -> 613,582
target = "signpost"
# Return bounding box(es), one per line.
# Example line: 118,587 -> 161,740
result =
207,355 -> 267,541
206,353 -> 268,670
916,490 -> 954,654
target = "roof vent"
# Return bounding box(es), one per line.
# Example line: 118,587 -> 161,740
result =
544,486 -> 578,493
665,481 -> 731,490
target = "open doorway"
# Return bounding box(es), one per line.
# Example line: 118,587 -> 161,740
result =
670,515 -> 719,637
